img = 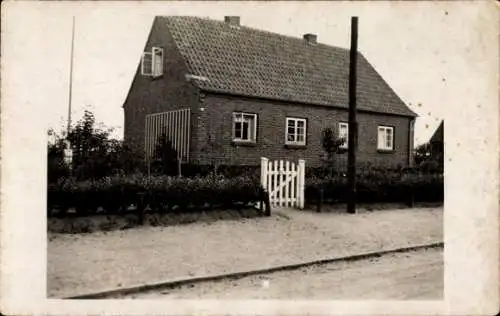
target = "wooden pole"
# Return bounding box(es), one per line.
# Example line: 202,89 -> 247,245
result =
347,17 -> 358,214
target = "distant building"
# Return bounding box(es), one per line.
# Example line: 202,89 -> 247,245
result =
429,121 -> 444,159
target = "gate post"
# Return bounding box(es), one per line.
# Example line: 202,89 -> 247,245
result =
298,159 -> 306,209
260,157 -> 269,191
260,157 -> 269,211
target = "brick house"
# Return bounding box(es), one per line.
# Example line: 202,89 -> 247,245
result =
123,16 -> 418,168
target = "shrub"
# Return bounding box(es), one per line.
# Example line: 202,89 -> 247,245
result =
179,164 -> 260,181
47,174 -> 263,217
47,110 -> 145,184
305,166 -> 443,205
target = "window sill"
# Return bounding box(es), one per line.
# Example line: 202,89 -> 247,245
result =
377,149 -> 394,153
232,141 -> 257,147
142,74 -> 163,80
285,143 -> 307,149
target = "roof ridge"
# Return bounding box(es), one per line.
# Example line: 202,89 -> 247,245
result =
156,15 -> 351,54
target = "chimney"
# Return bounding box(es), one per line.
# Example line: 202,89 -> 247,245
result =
224,16 -> 240,27
303,33 -> 317,45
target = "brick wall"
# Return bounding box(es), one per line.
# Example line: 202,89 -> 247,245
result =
123,18 -> 200,155
194,93 -> 412,168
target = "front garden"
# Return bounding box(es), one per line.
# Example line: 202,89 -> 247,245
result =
47,110 -> 443,233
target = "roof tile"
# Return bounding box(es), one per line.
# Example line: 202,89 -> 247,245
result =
159,16 -> 417,117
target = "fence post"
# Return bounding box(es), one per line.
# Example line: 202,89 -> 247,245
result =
260,157 -> 269,211
264,190 -> 271,216
407,186 -> 415,208
260,157 -> 268,190
137,192 -> 146,225
316,186 -> 323,213
298,159 -> 305,209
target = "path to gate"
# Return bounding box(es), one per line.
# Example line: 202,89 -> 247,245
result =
260,157 -> 305,209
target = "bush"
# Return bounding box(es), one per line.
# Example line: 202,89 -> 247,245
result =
47,110 -> 145,184
47,174 -> 263,217
305,166 -> 443,205
416,159 -> 443,174
179,164 -> 260,181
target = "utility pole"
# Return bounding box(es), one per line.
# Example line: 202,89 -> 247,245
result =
347,16 -> 358,214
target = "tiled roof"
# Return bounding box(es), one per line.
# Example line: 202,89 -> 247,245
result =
430,121 -> 444,143
159,16 -> 417,117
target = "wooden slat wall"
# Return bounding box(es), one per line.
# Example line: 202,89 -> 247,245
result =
144,108 -> 191,162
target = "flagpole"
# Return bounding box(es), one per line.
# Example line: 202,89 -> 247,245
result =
67,16 -> 75,137
64,16 -> 76,170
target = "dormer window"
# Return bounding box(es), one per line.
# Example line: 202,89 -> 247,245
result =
141,46 -> 163,77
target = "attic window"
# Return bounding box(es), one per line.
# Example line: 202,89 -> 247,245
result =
141,46 -> 164,77
141,52 -> 153,76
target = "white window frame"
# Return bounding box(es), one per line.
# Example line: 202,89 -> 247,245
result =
377,125 -> 394,151
338,122 -> 349,149
232,112 -> 257,142
285,117 -> 307,146
141,52 -> 153,76
152,47 -> 164,77
141,46 -> 163,77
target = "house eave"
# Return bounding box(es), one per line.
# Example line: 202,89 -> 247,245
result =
200,88 -> 418,118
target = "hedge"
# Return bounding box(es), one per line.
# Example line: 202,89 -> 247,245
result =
47,166 -> 444,217
305,171 -> 444,204
47,174 -> 263,217
178,163 -> 260,180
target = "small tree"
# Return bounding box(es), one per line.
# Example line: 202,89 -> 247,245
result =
47,128 -> 70,183
47,109 -> 143,182
65,110 -> 113,179
151,133 -> 179,176
414,142 -> 432,165
321,127 -> 346,176
414,142 -> 442,173
199,122 -> 224,176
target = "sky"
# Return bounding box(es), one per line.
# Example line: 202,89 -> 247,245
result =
3,1 -> 492,145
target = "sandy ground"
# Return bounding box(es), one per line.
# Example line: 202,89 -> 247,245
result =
125,248 -> 443,300
48,206 -> 443,298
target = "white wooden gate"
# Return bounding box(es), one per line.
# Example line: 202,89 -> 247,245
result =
260,157 -> 305,209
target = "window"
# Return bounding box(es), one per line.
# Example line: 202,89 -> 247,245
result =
141,52 -> 153,76
338,122 -> 349,149
141,46 -> 163,77
286,118 -> 307,146
152,47 -> 164,77
233,112 -> 257,142
377,126 -> 394,151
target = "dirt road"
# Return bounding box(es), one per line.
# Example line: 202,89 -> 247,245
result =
49,207 -> 442,298
123,248 -> 443,300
